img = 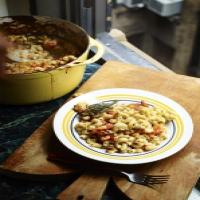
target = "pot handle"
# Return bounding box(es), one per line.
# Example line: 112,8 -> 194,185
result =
67,37 -> 104,67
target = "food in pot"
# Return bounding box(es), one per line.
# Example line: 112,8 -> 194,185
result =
4,34 -> 77,74
73,101 -> 175,154
0,33 -> 12,70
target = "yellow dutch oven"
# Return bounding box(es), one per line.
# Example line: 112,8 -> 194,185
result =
0,16 -> 104,105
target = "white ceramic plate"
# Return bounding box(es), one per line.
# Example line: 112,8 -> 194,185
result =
53,88 -> 193,164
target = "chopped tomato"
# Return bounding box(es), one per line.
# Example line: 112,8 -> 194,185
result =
106,110 -> 114,114
100,135 -> 111,141
43,39 -> 57,49
109,135 -> 115,141
106,123 -> 113,130
91,129 -> 105,136
106,110 -> 117,115
153,124 -> 163,135
92,123 -> 113,133
106,110 -> 118,118
133,128 -> 145,134
124,131 -> 131,135
128,103 -> 142,111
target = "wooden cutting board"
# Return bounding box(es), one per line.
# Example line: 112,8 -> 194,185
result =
1,61 -> 200,200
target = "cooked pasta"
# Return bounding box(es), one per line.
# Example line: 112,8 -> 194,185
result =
73,101 -> 175,154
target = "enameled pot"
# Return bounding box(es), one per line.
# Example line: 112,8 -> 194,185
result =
0,16 -> 104,105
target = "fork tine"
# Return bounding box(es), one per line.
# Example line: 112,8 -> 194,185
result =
145,175 -> 169,180
147,180 -> 169,184
128,179 -> 168,188
146,177 -> 169,181
144,178 -> 169,184
147,179 -> 168,183
135,175 -> 169,182
145,180 -> 169,184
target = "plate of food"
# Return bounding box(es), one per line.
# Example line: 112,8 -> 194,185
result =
53,88 -> 193,164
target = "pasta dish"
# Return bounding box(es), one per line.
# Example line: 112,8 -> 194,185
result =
73,100 -> 174,154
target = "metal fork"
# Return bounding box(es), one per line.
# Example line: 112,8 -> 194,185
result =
47,153 -> 169,188
119,171 -> 170,188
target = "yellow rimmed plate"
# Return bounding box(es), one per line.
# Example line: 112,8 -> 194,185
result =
53,88 -> 193,164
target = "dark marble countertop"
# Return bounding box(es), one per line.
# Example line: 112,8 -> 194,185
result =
0,64 -> 106,200
0,33 -> 199,200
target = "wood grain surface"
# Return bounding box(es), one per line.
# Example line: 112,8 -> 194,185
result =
57,173 -> 109,200
1,61 -> 200,200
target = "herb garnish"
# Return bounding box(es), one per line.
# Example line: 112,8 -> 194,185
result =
86,100 -> 117,115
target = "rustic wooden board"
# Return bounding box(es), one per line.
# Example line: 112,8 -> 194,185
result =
57,173 -> 109,200
1,61 -> 200,200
